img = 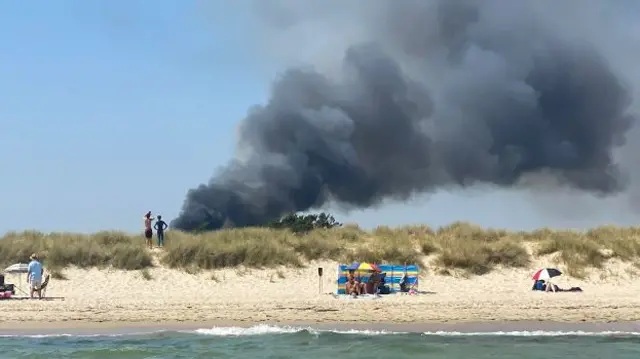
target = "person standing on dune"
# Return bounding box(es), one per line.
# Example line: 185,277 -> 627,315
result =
143,211 -> 154,249
154,215 -> 168,248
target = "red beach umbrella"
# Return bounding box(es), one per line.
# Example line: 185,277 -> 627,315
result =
532,268 -> 562,281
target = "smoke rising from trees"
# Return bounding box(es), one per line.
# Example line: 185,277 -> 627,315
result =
172,0 -> 637,231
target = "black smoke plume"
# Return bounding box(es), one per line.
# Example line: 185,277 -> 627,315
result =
172,0 -> 636,231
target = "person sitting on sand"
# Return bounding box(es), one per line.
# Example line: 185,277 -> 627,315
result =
346,271 -> 365,296
532,279 -> 546,291
376,273 -> 391,294
346,273 -> 359,295
365,273 -> 384,294
532,279 -> 557,292
400,274 -> 411,292
143,211 -> 154,249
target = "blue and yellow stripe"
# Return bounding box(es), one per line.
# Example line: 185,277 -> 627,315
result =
336,264 -> 419,294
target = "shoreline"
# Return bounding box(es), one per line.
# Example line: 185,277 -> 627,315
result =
1,320 -> 640,336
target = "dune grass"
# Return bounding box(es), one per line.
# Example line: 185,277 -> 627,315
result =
0,230 -> 153,271
2,222 -> 640,277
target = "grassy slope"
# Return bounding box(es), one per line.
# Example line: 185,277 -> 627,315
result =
2,222 -> 640,278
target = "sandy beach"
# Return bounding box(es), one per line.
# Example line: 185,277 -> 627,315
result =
2,251 -> 640,331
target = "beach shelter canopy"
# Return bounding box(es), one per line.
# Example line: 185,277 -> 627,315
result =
347,262 -> 381,272
4,263 -> 29,274
532,268 -> 562,281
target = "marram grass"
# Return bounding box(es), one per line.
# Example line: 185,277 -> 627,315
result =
2,222 -> 640,277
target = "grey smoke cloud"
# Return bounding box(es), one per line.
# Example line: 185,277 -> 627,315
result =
172,0 -> 637,231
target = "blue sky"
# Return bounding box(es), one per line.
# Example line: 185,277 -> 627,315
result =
1,1 -> 637,235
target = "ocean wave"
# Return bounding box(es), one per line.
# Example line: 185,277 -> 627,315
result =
0,330 -> 168,339
0,325 -> 397,339
191,324 -> 403,336
191,325 -> 640,337
421,330 -> 640,337
3,325 -> 640,339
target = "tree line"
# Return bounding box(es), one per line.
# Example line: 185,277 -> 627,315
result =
266,212 -> 342,233
191,212 -> 342,234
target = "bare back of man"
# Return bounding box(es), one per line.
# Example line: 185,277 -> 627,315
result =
144,211 -> 154,248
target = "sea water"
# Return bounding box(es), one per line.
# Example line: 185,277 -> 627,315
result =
1,324 -> 639,359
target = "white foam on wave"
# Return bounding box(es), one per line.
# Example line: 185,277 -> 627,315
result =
192,325 -> 301,336
0,330 -> 168,339
0,333 -> 105,338
191,324 -> 403,336
421,330 -> 640,337
4,326 -> 639,339
192,325 -> 640,337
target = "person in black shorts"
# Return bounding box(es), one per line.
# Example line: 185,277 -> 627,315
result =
144,211 -> 154,248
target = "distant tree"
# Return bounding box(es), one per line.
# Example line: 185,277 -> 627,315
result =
266,212 -> 342,234
191,211 -> 218,233
314,212 -> 341,229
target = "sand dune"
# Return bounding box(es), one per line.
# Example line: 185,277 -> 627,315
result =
1,252 -> 640,328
